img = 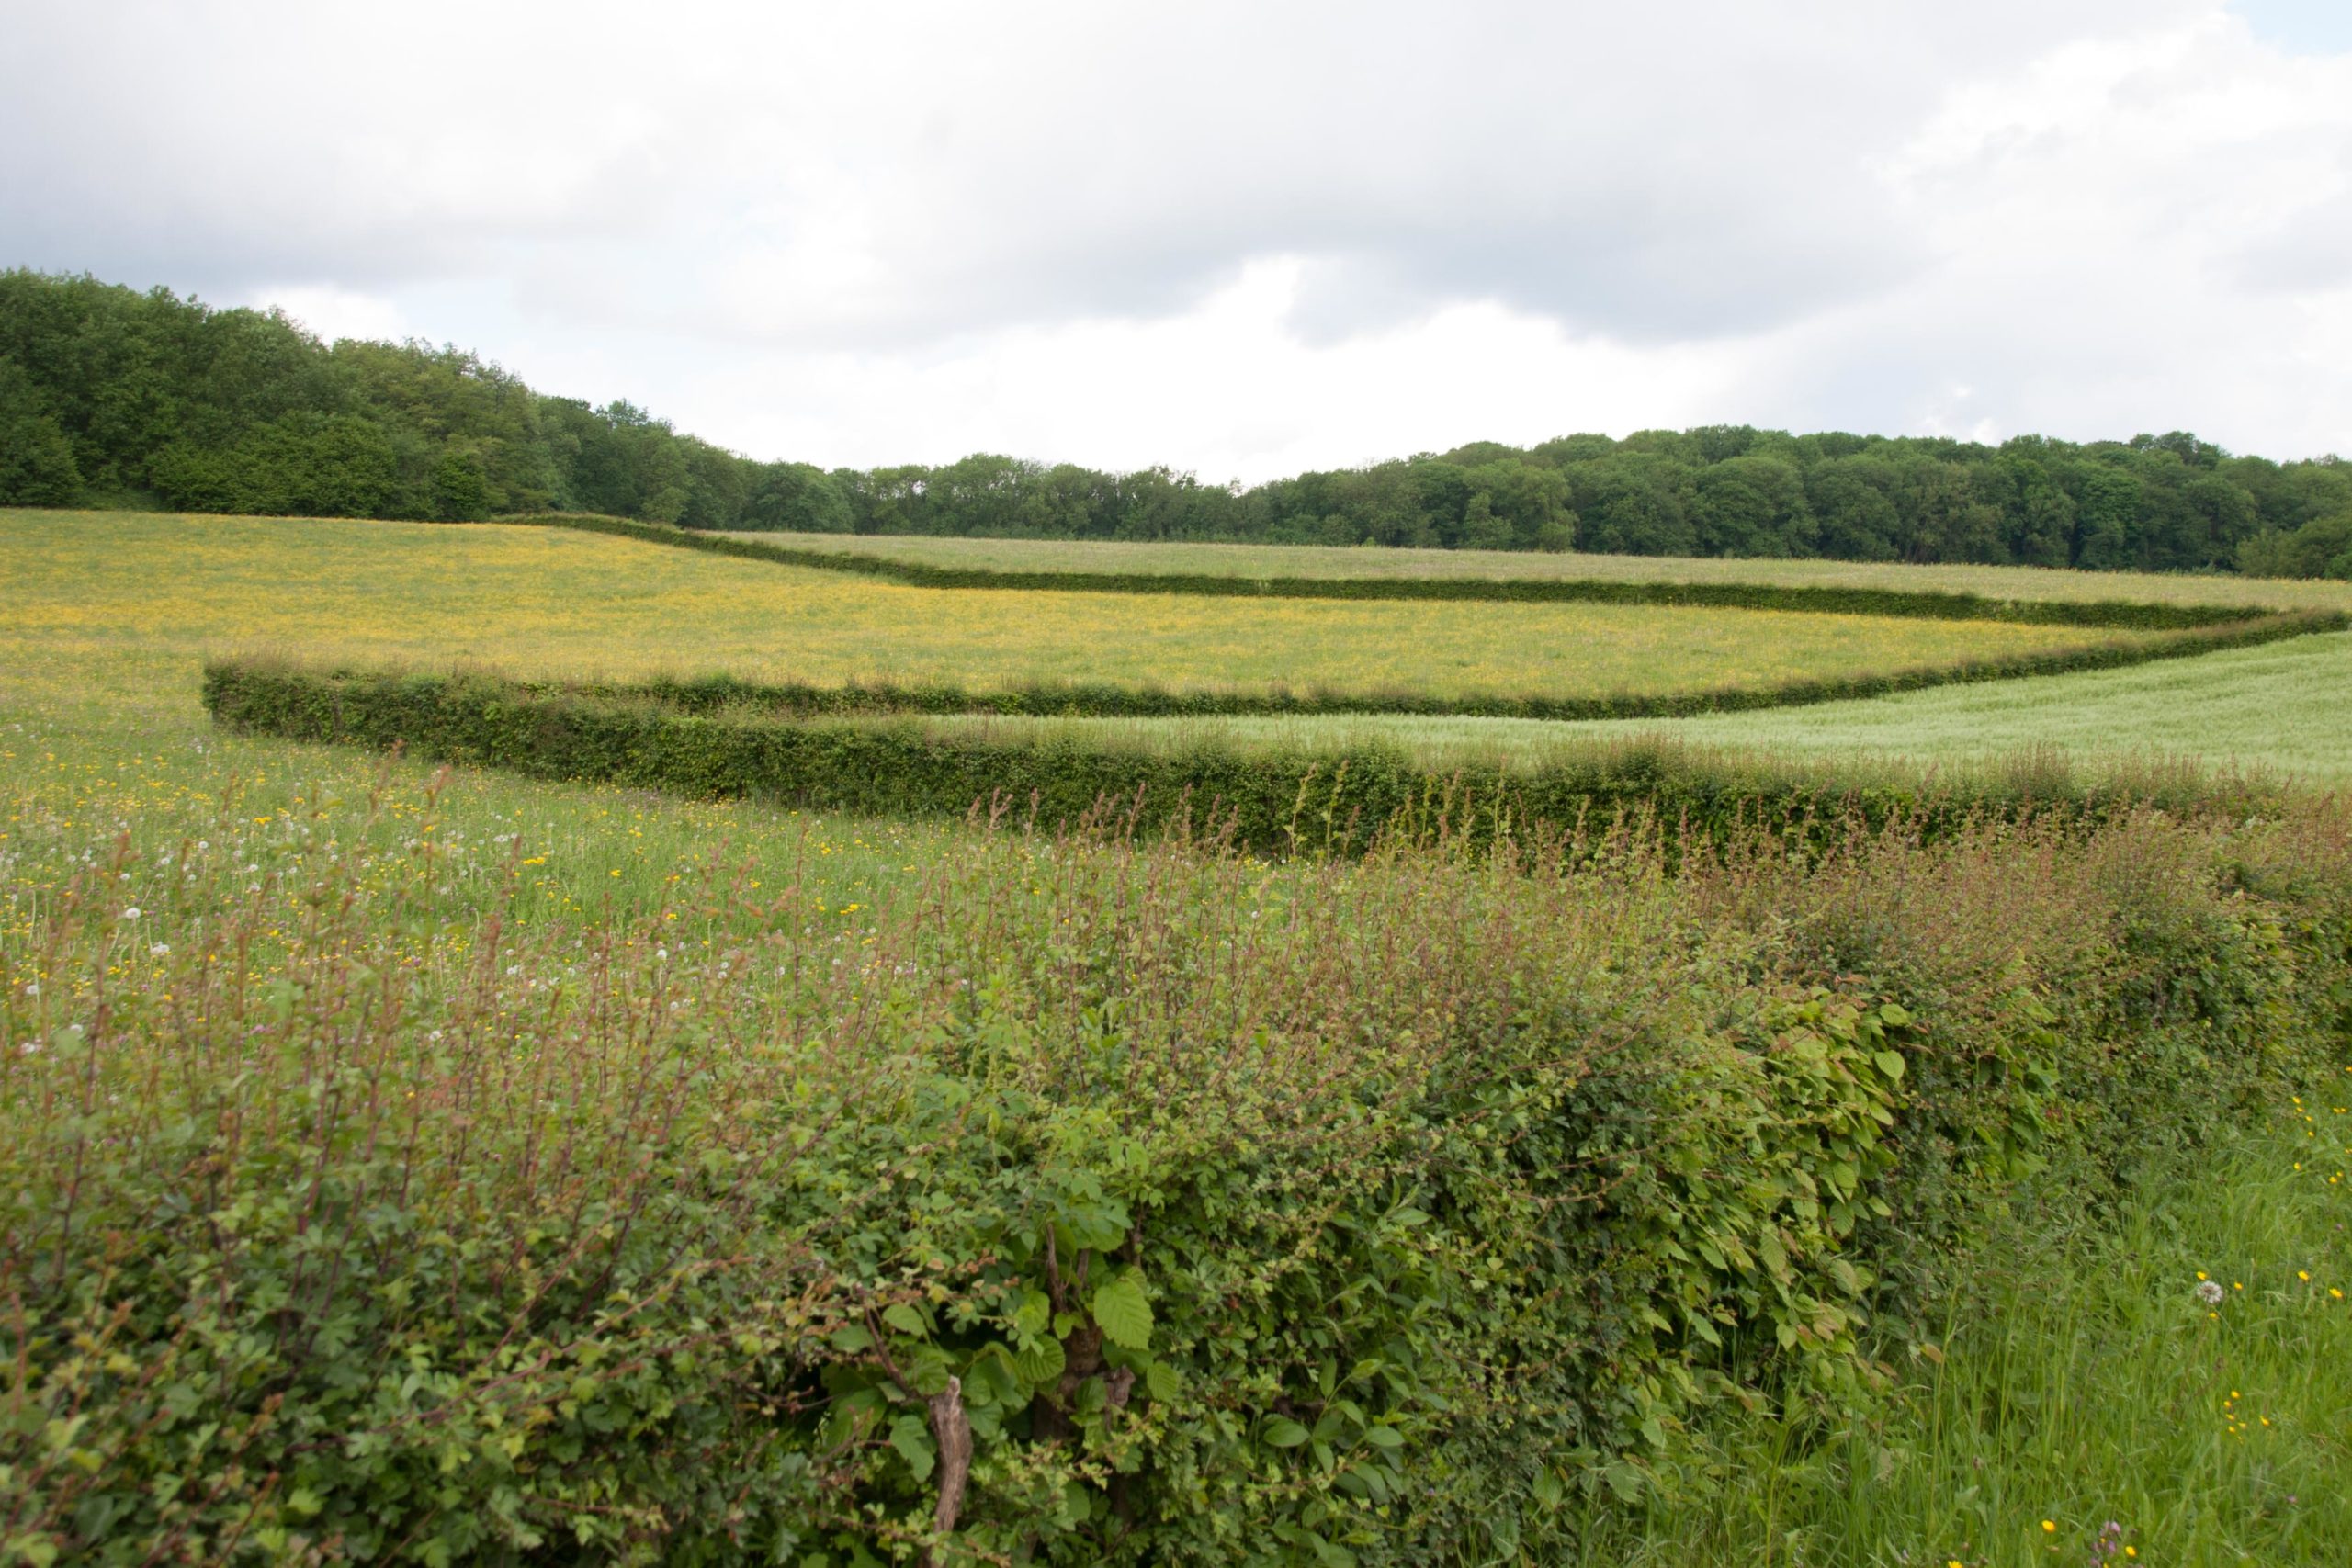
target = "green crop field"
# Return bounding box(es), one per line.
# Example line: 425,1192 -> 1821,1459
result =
916,628 -> 2352,782
746,526 -> 2352,613
8,503 -> 2352,1567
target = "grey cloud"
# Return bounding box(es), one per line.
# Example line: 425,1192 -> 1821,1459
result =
1,0 -> 2209,351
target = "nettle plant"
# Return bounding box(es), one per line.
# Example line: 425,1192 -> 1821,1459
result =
5,778 -> 2346,1565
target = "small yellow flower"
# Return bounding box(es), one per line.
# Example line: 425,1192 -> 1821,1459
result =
2042,1520 -> 2056,1533
2300,1270 -> 2311,1281
2196,1270 -> 2208,1280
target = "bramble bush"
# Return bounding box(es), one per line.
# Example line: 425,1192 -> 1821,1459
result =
5,770 -> 2348,1563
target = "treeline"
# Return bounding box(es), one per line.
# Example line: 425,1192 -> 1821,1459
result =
6,269 -> 2350,576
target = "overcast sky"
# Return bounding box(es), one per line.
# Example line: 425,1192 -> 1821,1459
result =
5,1 -> 2349,479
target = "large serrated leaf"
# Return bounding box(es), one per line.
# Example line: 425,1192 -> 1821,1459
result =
1012,1336 -> 1066,1387
1091,1274 -> 1154,1350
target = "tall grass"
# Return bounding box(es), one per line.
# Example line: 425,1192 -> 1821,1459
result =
1578,1097 -> 2352,1565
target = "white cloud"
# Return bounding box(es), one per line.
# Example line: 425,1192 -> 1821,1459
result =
254,285 -> 412,347
4,1 -> 2348,475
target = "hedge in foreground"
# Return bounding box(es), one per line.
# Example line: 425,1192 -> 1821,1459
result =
200,660 -> 2269,862
5,788 -> 2347,1564
503,513 -> 2267,629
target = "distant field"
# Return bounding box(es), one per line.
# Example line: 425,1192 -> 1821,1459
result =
745,528 -> 2352,613
2,512 -> 2151,709
907,632 -> 2352,782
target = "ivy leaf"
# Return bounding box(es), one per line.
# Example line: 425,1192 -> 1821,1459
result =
888,1414 -> 934,1483
1263,1417 -> 1311,1449
1091,1274 -> 1153,1350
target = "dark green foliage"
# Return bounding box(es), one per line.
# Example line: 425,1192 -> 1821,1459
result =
2238,509 -> 2352,581
201,660 -> 2278,862
7,761 -> 2349,1563
0,357 -> 80,504
8,271 -> 2352,573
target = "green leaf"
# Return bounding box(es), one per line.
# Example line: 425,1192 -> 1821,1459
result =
829,1324 -> 873,1354
888,1415 -> 934,1483
1012,1336 -> 1066,1387
1873,1050 -> 1905,1081
1091,1274 -> 1154,1350
880,1303 -> 926,1337
1143,1360 -> 1182,1403
1878,1002 -> 1912,1028
1603,1461 -> 1644,1502
1360,1424 -> 1403,1450
1263,1417 -> 1311,1448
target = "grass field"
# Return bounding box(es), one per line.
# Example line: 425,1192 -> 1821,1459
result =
913,628 -> 2352,782
746,527 -> 2352,613
8,504 -> 2352,1565
3,511 -> 2173,710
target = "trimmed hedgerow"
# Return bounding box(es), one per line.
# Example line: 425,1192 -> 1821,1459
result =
498,513 -> 2265,631
464,607 -> 2339,725
6,773 -> 2348,1564
201,660 -> 2269,862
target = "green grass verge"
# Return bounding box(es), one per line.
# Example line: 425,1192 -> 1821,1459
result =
1579,1093 -> 2352,1565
